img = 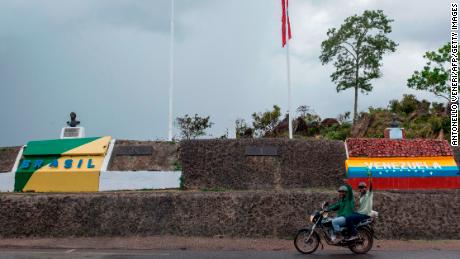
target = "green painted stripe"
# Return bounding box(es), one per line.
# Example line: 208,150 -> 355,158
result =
14,156 -> 60,192
23,137 -> 100,156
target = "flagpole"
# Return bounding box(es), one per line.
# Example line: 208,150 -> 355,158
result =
285,3 -> 293,139
168,0 -> 175,141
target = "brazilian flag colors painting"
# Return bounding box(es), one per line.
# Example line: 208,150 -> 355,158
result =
15,136 -> 111,192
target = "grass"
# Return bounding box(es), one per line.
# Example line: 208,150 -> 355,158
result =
179,175 -> 185,190
173,160 -> 182,171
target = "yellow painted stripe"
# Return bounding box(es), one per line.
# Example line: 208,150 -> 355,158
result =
62,136 -> 112,156
23,156 -> 104,192
22,172 -> 99,192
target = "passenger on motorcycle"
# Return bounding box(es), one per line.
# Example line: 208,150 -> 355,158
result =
326,181 -> 354,242
344,177 -> 374,242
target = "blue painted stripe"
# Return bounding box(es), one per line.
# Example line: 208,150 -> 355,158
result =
347,166 -> 460,178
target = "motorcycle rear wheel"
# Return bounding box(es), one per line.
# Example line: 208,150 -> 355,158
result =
294,229 -> 320,254
348,229 -> 373,254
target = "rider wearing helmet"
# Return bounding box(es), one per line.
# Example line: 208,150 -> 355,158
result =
344,176 -> 374,241
327,180 -> 355,242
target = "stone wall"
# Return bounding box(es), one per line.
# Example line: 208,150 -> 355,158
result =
0,190 -> 458,239
181,139 -> 347,190
108,140 -> 179,171
0,146 -> 20,173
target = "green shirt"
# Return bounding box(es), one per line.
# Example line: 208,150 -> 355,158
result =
327,184 -> 355,217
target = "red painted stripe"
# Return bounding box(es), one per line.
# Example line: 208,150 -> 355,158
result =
347,177 -> 460,190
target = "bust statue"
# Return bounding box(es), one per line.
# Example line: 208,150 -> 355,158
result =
390,113 -> 399,128
67,112 -> 80,127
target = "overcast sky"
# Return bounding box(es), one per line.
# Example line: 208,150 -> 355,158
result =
0,0 -> 451,146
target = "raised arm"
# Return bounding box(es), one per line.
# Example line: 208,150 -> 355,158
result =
368,170 -> 373,192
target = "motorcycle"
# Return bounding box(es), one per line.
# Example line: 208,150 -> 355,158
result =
294,201 -> 377,254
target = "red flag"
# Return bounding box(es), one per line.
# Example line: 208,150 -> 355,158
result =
281,0 -> 292,47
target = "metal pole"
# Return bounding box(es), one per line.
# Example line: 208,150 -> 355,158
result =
285,3 -> 293,139
168,0 -> 175,141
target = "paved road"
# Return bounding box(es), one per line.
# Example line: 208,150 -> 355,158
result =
1,249 -> 460,259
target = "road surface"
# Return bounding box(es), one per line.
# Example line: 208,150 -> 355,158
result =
1,248 -> 460,259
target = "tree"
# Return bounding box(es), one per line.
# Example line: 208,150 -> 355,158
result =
296,105 -> 311,118
296,105 -> 321,125
319,10 -> 397,123
175,114 -> 213,140
337,111 -> 351,124
235,118 -> 251,138
251,105 -> 282,137
407,42 -> 451,101
389,94 -> 420,114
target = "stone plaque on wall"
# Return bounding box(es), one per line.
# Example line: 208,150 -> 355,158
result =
115,146 -> 153,156
245,146 -> 278,156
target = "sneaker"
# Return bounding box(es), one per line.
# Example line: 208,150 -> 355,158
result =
330,234 -> 342,244
330,233 -> 336,241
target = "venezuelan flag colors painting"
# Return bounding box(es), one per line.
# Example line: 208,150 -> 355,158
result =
346,157 -> 460,189
15,136 -> 111,192
345,138 -> 460,189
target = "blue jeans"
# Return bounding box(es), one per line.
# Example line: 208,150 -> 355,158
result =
331,216 -> 346,234
345,213 -> 370,236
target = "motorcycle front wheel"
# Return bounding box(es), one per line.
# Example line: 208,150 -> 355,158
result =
348,229 -> 373,254
294,229 -> 320,254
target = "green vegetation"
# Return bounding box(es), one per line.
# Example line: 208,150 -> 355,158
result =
179,175 -> 185,190
408,42 -> 451,101
358,94 -> 449,140
173,159 -> 182,171
320,10 -> 397,122
175,114 -> 213,140
235,94 -> 450,141
251,105 -> 282,137
321,123 -> 352,141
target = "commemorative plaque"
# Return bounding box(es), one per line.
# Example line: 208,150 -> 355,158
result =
245,146 -> 278,156
115,146 -> 153,156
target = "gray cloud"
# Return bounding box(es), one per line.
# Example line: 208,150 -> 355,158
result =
0,0 -> 451,146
